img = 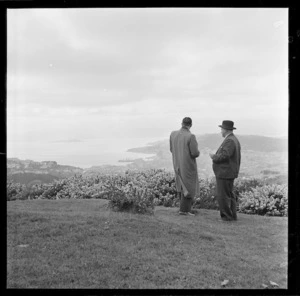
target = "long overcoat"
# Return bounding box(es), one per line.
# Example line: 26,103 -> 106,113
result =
170,127 -> 200,197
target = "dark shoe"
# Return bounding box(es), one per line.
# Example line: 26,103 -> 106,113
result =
221,217 -> 237,222
221,217 -> 232,222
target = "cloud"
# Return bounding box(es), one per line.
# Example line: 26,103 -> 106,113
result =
51,139 -> 84,143
7,8 -> 288,146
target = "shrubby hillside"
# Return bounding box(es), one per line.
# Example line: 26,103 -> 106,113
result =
7,173 -> 59,186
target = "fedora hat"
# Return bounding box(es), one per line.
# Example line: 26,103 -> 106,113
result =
218,120 -> 236,130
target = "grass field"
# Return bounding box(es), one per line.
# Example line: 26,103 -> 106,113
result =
7,199 -> 287,289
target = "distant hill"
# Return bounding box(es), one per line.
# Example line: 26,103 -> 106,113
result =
7,158 -> 129,185
128,134 -> 288,154
7,158 -> 84,185
7,158 -> 84,177
126,134 -> 288,179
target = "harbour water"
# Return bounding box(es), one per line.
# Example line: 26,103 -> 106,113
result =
7,137 -> 165,168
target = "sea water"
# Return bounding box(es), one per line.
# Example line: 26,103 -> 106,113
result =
7,137 -> 165,168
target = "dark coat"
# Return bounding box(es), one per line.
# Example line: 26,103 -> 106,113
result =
212,133 -> 241,179
170,127 -> 200,197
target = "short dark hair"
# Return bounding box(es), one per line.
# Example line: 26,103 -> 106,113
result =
182,117 -> 192,127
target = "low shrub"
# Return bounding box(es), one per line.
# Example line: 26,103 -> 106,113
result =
123,169 -> 178,208
108,183 -> 154,215
193,178 -> 218,210
238,184 -> 288,216
233,178 -> 263,198
7,170 -> 288,217
7,181 -> 26,201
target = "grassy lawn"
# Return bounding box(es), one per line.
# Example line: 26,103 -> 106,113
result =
7,199 -> 288,289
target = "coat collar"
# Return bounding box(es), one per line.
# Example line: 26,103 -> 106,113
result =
225,132 -> 234,139
181,126 -> 190,132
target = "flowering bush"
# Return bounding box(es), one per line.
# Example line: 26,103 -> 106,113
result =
108,184 -> 154,214
194,178 -> 218,210
233,178 -> 263,199
7,170 -> 287,217
106,170 -> 177,212
6,170 -> 175,214
238,184 -> 288,216
7,181 -> 27,201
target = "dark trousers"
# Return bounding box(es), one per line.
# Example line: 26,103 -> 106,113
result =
216,178 -> 237,221
179,192 -> 193,212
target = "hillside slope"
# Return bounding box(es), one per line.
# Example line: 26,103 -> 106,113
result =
7,199 -> 287,289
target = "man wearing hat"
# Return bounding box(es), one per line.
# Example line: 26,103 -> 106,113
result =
170,117 -> 200,215
209,120 -> 241,221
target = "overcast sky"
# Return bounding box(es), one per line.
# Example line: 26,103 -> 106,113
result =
7,8 -> 288,148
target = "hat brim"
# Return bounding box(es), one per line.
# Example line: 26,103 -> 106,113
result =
218,125 -> 236,130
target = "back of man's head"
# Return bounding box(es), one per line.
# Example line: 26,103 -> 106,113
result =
182,117 -> 192,127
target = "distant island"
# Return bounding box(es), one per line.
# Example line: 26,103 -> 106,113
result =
118,158 -> 143,163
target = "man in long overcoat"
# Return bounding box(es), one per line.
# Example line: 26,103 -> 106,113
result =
209,120 -> 241,221
170,117 -> 200,215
